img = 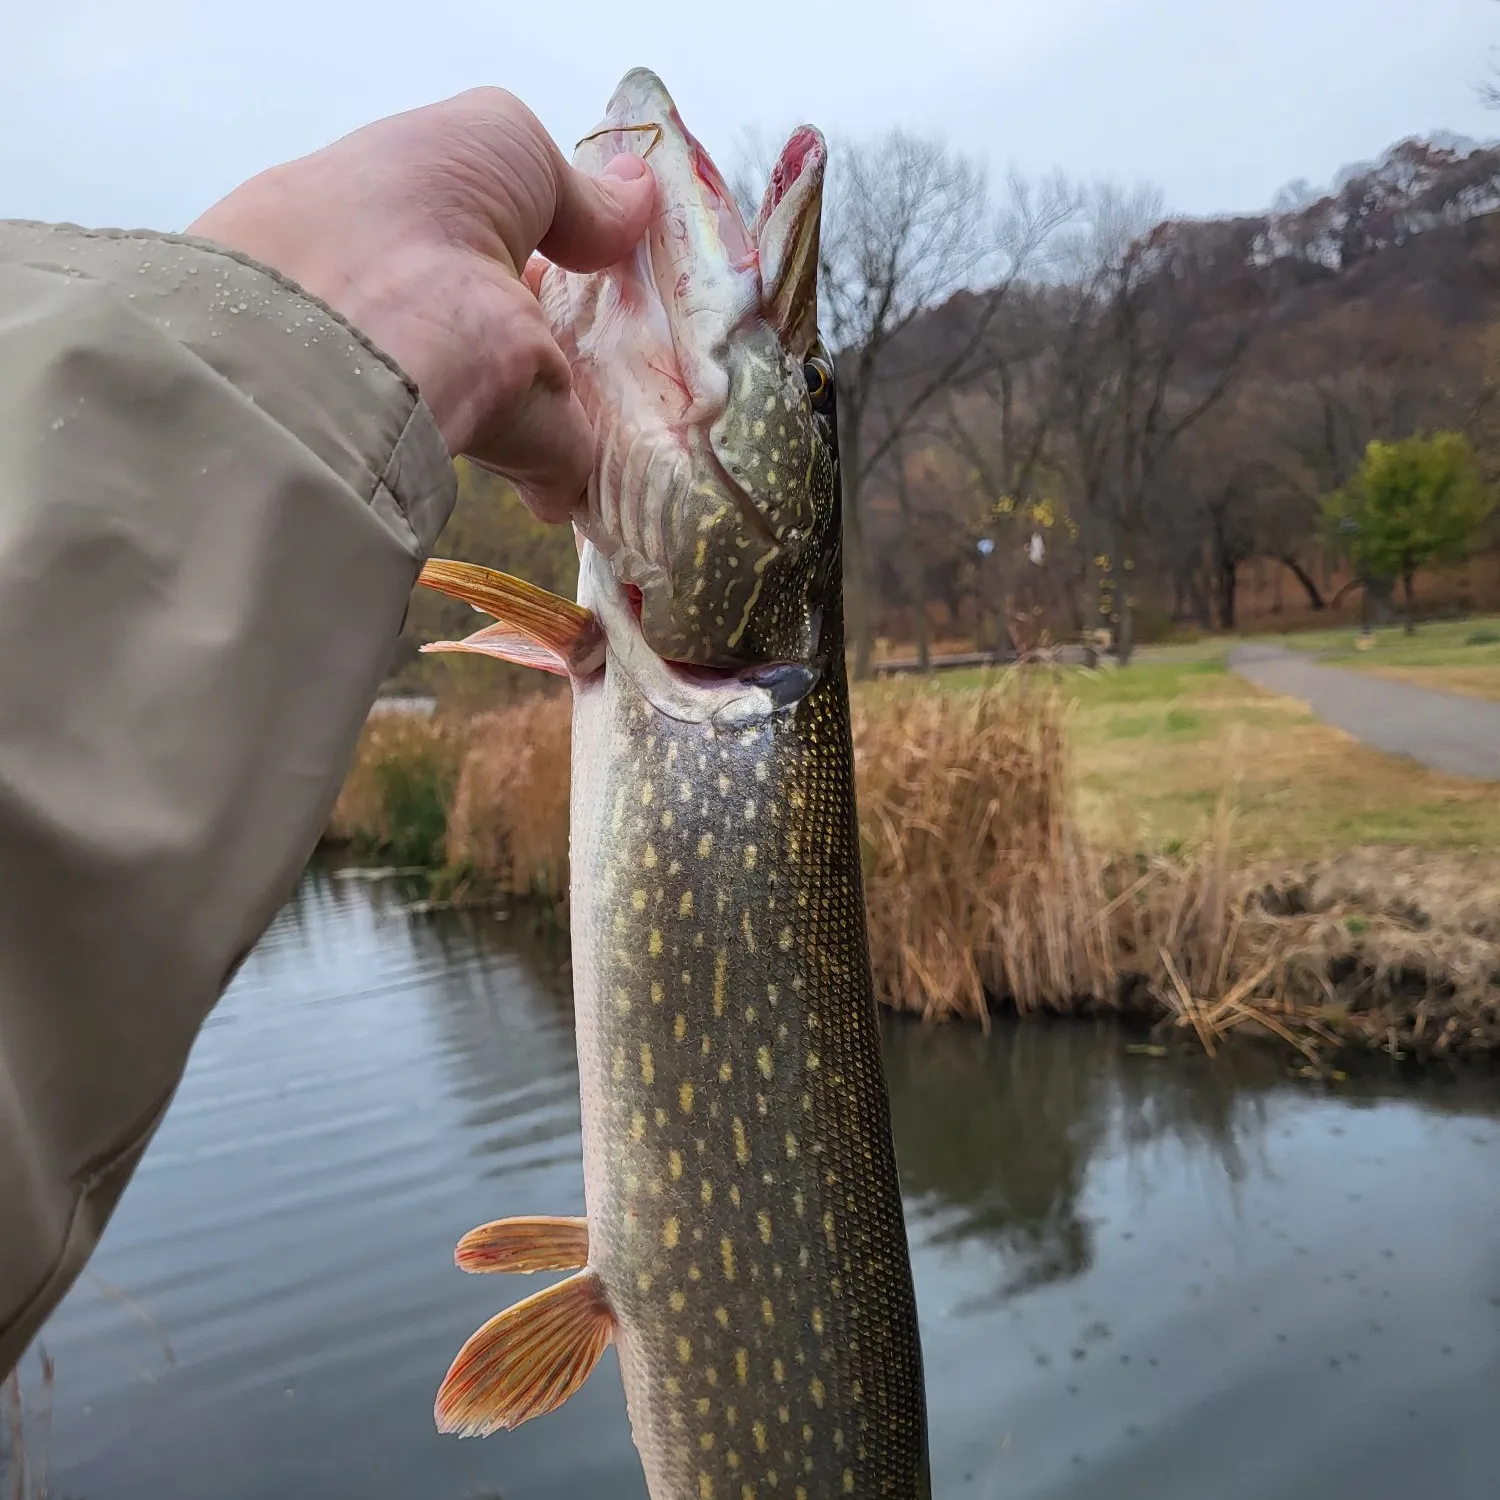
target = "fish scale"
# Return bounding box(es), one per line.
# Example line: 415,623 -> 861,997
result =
571,602 -> 927,1500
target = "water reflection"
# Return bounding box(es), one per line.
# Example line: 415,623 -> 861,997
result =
885,1019 -> 1279,1302
26,863 -> 1500,1500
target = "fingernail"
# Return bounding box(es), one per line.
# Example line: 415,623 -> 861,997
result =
601,153 -> 649,183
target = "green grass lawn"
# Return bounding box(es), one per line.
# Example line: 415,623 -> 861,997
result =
1275,614 -> 1500,701
862,655 -> 1500,860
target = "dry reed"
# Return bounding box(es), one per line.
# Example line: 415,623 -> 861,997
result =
329,676 -> 1500,1060
852,674 -> 1115,1026
445,690 -> 572,904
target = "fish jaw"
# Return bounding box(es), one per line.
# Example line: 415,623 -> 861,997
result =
538,69 -> 837,671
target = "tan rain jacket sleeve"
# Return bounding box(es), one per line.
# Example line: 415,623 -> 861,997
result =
0,220 -> 457,1375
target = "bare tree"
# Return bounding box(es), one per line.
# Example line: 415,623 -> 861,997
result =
737,129 -> 1074,674
1049,189 -> 1266,660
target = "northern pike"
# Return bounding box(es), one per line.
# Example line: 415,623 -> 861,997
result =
419,69 -> 931,1500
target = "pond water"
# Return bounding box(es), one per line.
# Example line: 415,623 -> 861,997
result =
24,859 -> 1500,1499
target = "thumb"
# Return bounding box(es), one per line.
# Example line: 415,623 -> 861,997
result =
540,153 -> 655,273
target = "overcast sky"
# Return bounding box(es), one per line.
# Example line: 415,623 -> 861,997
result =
4,0 -> 1497,233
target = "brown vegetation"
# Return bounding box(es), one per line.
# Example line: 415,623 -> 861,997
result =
329,677 -> 1500,1064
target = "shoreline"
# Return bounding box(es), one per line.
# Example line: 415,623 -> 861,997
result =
314,835 -> 1500,1071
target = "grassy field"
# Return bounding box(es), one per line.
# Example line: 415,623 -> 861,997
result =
896,658 -> 1500,859
1270,615 -> 1500,702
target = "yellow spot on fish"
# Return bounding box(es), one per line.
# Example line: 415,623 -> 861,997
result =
727,1450 -> 741,1471
786,1135 -> 800,1161
778,927 -> 793,951
638,1271 -> 653,1292
689,1264 -> 703,1281
741,910 -> 756,951
631,889 -> 647,911
720,1060 -> 734,1083
655,1107 -> 668,1126
699,1474 -> 714,1500
757,1210 -> 772,1244
744,844 -> 758,870
757,1046 -> 774,1080
761,1297 -> 775,1327
641,782 -> 655,805
661,810 -> 675,829
772,1358 -> 785,1384
649,930 -> 663,957
744,800 -> 756,821
700,1433 -> 715,1451
806,1052 -> 821,1071
677,1335 -> 693,1364
630,1110 -> 646,1141
674,1012 -> 687,1040
810,1377 -> 825,1409
640,1044 -> 655,1083
669,1149 -> 684,1180
670,1290 -> 687,1312
729,1184 -> 741,1206
663,1217 -> 681,1248
643,843 -> 658,868
778,1403 -> 790,1423
823,1211 -> 837,1250
713,950 -> 728,1016
802,1425 -> 813,1442
668,741 -> 679,765
753,1420 -> 768,1452
705,1365 -> 719,1385
680,1082 -> 696,1114
612,1047 -> 625,1081
698,833 -> 714,857
615,987 -> 631,1013
701,1179 -> 714,1205
843,1472 -> 854,1493
652,980 -> 665,1005
716,1306 -> 730,1329
680,890 -> 694,917
732,1118 -> 749,1164
811,1308 -> 824,1334
721,1238 -> 737,1280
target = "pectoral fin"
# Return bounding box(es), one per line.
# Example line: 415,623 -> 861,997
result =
455,1215 -> 590,1274
417,559 -> 604,678
435,1270 -> 614,1436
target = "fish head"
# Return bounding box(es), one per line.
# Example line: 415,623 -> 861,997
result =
539,68 -> 840,674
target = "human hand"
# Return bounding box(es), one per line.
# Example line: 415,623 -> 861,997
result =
187,88 -> 654,522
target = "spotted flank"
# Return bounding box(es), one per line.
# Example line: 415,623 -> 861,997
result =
422,66 -> 931,1500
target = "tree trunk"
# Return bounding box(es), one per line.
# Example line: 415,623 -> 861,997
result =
1266,554 -> 1326,611
1218,557 -> 1238,631
1402,567 -> 1417,635
840,431 -> 875,680
889,439 -> 931,671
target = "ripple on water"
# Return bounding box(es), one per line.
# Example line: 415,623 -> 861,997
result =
29,863 -> 1500,1500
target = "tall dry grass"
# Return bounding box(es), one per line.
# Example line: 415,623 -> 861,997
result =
853,677 -> 1115,1026
330,675 -> 1500,1060
2,1351 -> 54,1500
445,691 -> 572,904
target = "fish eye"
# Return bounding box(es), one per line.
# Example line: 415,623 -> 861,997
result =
803,357 -> 833,411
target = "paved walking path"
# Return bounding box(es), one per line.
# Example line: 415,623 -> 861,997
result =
1229,643 -> 1500,781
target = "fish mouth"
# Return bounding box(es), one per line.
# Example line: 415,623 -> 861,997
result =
558,70 -> 830,663
580,542 -> 819,724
